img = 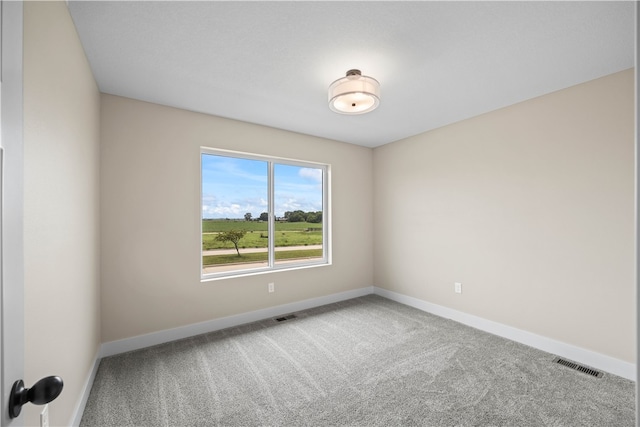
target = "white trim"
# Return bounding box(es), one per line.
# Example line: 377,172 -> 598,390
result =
374,287 -> 636,381
100,286 -> 374,358
69,350 -> 101,427
1,2 -> 25,426
99,285 -> 635,382
200,261 -> 331,283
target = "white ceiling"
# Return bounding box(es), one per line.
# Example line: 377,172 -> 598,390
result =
67,1 -> 635,148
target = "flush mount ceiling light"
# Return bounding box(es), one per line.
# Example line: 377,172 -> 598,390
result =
328,69 -> 380,115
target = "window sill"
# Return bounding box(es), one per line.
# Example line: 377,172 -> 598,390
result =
200,260 -> 332,283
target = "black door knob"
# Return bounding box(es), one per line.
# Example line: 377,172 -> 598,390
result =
8,376 -> 63,419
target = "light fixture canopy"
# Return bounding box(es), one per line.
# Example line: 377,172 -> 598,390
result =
328,69 -> 380,115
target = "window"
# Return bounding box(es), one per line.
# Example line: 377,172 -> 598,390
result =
201,148 -> 329,279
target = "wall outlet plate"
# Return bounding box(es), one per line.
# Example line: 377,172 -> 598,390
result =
40,404 -> 49,427
454,282 -> 462,294
268,282 -> 275,293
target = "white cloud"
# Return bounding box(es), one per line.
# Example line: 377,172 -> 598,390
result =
298,168 -> 322,183
202,194 -> 270,219
202,165 -> 323,219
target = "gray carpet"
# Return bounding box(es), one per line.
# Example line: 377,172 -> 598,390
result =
80,295 -> 635,426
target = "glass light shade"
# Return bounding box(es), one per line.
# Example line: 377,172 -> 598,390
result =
328,70 -> 380,114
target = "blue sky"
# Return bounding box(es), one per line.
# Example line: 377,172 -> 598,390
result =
202,154 -> 323,219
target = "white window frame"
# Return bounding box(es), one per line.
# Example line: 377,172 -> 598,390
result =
201,147 -> 331,281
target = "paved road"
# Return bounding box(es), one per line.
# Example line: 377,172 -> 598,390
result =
203,245 -> 322,256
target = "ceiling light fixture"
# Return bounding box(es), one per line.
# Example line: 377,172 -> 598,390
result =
328,69 -> 380,115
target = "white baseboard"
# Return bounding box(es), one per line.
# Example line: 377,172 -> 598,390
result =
76,285 -> 635,426
69,348 -> 101,426
100,286 -> 374,358
374,287 -> 636,381
98,285 -> 635,382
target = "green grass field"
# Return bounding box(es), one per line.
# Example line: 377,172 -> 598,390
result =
202,219 -> 322,233
202,219 -> 323,266
202,220 -> 322,250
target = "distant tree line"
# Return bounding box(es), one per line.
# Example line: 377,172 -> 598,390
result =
244,210 -> 322,223
285,210 -> 322,223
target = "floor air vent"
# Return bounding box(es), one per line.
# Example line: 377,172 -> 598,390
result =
275,314 -> 297,322
553,357 -> 603,378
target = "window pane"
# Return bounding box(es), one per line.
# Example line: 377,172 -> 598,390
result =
274,164 -> 324,266
201,154 -> 269,275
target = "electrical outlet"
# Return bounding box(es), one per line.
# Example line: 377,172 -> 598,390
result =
40,404 -> 49,427
268,282 -> 275,293
454,282 -> 462,294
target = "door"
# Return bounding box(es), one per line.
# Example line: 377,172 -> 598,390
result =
1,1 -> 25,425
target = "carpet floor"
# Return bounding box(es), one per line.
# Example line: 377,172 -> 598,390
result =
80,295 -> 635,426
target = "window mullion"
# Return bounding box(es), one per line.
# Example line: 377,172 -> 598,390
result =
268,161 -> 275,268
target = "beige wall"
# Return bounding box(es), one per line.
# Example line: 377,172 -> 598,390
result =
100,95 -> 373,342
23,2 -> 101,426
373,69 -> 635,363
